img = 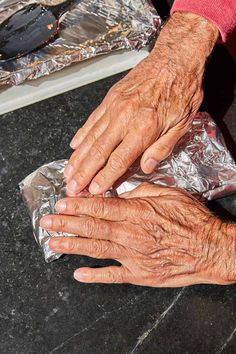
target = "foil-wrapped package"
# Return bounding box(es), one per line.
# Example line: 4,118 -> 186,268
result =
0,0 -> 161,86
20,163 -> 116,262
19,112 -> 236,262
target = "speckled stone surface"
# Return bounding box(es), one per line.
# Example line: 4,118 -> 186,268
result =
0,46 -> 235,354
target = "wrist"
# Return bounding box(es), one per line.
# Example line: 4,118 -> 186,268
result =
151,12 -> 219,71
220,223 -> 236,283
204,221 -> 236,285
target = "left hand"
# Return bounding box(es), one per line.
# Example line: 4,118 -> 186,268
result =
64,12 -> 218,196
40,184 -> 236,287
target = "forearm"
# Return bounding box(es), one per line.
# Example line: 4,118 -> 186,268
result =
204,221 -> 236,285
218,223 -> 236,284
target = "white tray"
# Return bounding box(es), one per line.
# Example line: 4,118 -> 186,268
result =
0,48 -> 149,115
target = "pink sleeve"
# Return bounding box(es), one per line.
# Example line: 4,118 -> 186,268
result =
171,0 -> 236,42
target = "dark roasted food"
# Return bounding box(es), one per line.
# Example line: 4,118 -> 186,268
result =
0,0 -> 75,60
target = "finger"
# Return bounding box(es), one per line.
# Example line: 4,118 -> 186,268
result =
56,197 -> 125,220
49,237 -> 122,260
89,133 -> 145,195
74,266 -> 203,286
69,116 -> 109,165
40,207 -> 145,241
66,124 -> 123,194
54,200 -> 151,249
64,116 -> 109,180
73,266 -> 130,283
141,128 -> 185,173
41,214 -> 113,236
70,104 -> 106,149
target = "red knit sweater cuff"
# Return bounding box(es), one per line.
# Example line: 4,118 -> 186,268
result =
171,0 -> 236,43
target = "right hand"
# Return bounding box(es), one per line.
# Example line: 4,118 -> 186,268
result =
41,184 -> 236,286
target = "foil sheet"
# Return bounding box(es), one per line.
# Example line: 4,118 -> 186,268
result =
0,0 -> 161,86
19,112 -> 236,262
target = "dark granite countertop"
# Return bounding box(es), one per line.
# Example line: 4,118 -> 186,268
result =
0,46 -> 235,354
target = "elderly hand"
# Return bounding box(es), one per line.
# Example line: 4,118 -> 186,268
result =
40,184 -> 236,287
64,12 -> 218,196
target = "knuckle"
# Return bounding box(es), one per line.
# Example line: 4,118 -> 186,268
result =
116,100 -> 128,116
144,115 -> 156,131
91,200 -> 105,217
74,201 -> 81,215
125,139 -> 142,157
84,218 -> 97,236
86,133 -> 97,147
66,239 -> 77,252
136,111 -> 156,132
91,143 -> 107,162
157,143 -> 172,158
109,153 -> 127,173
107,271 -> 118,283
55,217 -> 66,230
91,240 -> 104,258
107,268 -> 122,283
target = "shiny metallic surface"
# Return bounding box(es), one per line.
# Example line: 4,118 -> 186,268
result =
19,113 -> 236,262
0,0 -> 161,86
116,113 -> 236,200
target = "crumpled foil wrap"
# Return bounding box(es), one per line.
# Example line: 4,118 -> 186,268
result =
19,112 -> 236,262
0,0 -> 161,86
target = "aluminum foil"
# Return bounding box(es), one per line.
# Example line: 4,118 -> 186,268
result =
0,0 -> 161,86
19,112 -> 236,262
19,162 -> 116,262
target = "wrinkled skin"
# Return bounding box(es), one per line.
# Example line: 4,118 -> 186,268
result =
64,12 -> 218,196
40,184 -> 236,287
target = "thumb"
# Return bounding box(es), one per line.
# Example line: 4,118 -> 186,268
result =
119,182 -> 170,198
141,129 -> 184,174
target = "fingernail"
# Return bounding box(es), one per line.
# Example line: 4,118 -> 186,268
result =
67,179 -> 79,192
64,164 -> 74,178
89,181 -> 100,194
70,140 -> 77,149
70,133 -> 80,149
74,270 -> 88,282
40,217 -> 52,229
49,238 -> 61,249
145,158 -> 157,172
56,200 -> 67,212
